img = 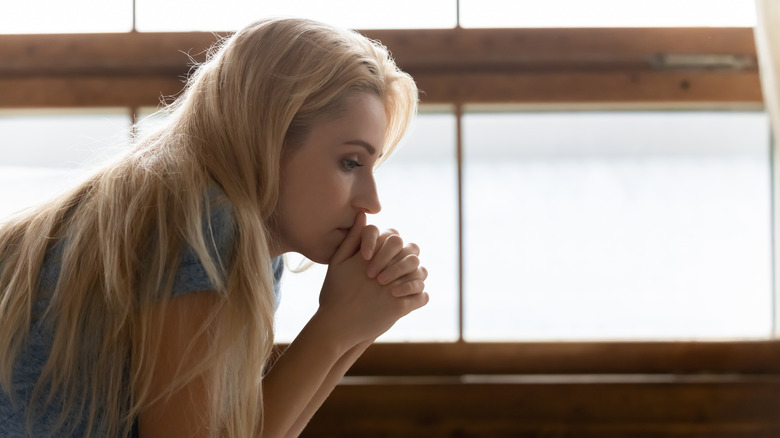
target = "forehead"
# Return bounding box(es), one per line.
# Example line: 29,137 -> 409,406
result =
310,93 -> 388,148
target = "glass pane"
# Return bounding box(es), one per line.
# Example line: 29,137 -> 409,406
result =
460,0 -> 756,28
463,111 -> 772,341
0,110 -> 131,219
1,0 -> 132,34
136,0 -> 456,32
275,111 -> 459,342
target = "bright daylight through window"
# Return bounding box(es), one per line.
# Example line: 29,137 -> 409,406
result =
0,0 -> 771,343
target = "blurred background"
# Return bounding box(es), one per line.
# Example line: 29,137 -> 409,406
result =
3,2 -> 779,435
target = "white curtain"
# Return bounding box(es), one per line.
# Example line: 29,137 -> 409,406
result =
755,0 -> 780,137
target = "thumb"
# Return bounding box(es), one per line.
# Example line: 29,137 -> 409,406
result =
330,212 -> 366,265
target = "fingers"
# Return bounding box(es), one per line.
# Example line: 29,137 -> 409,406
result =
389,266 -> 428,297
366,234 -> 407,279
360,226 -> 428,302
330,212 -> 367,265
359,225 -> 380,260
376,253 -> 420,285
398,291 -> 430,315
390,280 -> 425,298
361,227 -> 399,261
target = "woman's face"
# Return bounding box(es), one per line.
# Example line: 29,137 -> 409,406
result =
273,92 -> 387,264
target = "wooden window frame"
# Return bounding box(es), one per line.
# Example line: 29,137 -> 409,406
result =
0,28 -> 761,107
1,28 -> 775,379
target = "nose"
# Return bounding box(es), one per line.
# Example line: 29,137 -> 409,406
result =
354,175 -> 382,215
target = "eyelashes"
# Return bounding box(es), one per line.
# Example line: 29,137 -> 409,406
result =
341,159 -> 364,171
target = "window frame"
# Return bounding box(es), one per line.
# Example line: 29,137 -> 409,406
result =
1,27 -> 776,375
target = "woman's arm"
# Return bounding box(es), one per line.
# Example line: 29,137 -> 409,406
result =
136,290 -> 361,438
260,309 -> 357,437
280,338 -> 373,438
264,215 -> 428,437
279,225 -> 427,436
139,216 -> 428,438
137,292 -> 225,438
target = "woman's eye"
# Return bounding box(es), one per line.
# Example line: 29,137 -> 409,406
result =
341,159 -> 363,171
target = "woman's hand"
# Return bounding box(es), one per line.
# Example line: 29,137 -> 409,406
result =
318,213 -> 429,347
357,222 -> 428,297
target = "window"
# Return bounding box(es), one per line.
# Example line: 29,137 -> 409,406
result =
135,0 -> 457,32
0,109 -> 131,219
460,0 -> 757,28
0,0 -> 132,34
463,110 -> 772,340
1,3 -> 772,344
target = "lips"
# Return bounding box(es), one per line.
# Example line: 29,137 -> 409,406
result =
337,222 -> 354,233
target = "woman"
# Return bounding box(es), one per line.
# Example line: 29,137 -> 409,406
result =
0,17 -> 428,437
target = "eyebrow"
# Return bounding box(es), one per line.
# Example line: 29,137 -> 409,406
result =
343,140 -> 383,158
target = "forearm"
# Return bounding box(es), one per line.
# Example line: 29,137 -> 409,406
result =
261,311 -> 353,438
284,339 -> 374,438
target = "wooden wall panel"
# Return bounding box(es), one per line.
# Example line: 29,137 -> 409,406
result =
302,379 -> 780,437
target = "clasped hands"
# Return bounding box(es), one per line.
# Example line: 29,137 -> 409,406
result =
318,212 -> 429,346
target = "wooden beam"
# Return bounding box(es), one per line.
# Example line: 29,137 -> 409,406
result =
0,28 -> 758,76
0,32 -> 222,77
341,341 -> 780,376
0,71 -> 760,108
272,341 -> 780,376
0,28 -> 762,108
367,27 -> 758,73
414,71 -> 761,104
0,77 -> 185,108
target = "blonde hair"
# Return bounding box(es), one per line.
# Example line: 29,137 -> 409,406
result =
0,17 -> 417,438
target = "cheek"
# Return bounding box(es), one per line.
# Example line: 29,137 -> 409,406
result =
279,174 -> 338,224
279,156 -> 354,222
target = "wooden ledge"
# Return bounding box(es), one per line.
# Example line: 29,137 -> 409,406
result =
274,341 -> 780,376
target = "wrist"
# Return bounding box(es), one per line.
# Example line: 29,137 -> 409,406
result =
301,308 -> 359,357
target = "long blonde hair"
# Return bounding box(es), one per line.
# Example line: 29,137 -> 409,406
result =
0,17 -> 417,438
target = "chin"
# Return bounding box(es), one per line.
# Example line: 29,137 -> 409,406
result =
300,247 -> 337,265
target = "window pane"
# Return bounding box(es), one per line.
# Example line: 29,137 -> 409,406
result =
0,110 -> 131,219
460,0 -> 756,28
1,0 -> 132,34
463,111 -> 772,340
136,0 -> 456,32
275,111 -> 459,342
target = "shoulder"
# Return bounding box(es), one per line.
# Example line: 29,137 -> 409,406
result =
171,187 -> 236,296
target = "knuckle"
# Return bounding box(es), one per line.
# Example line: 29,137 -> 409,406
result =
385,234 -> 404,249
406,255 -> 420,269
